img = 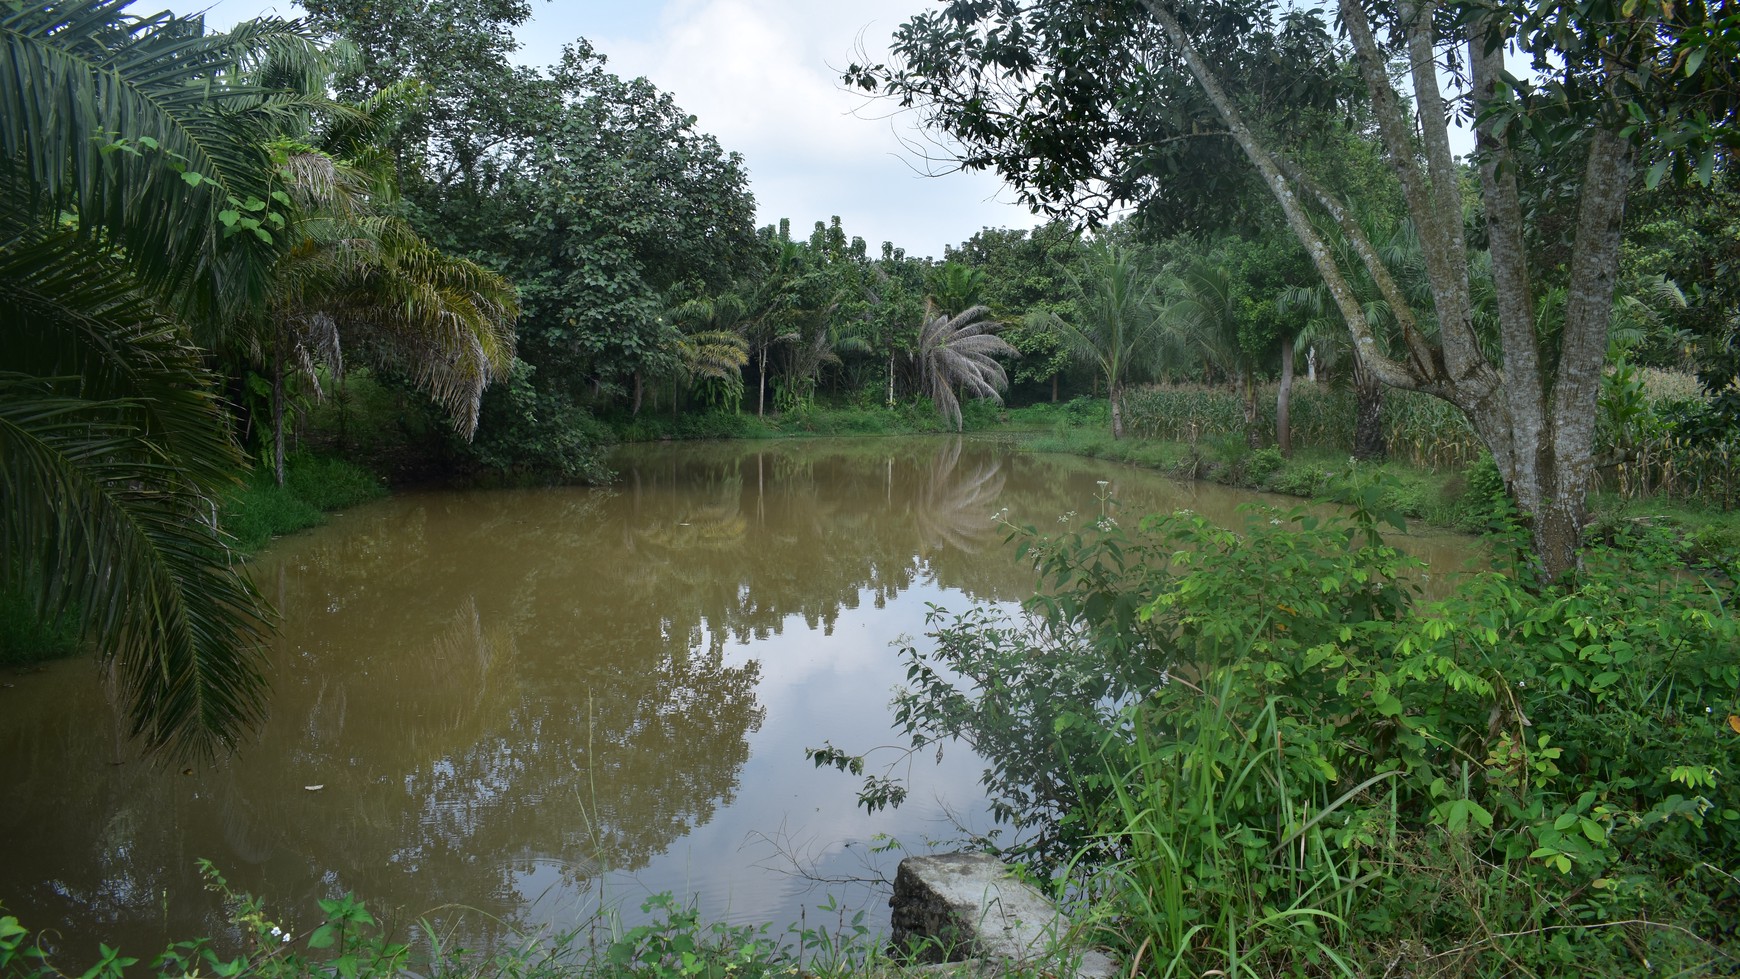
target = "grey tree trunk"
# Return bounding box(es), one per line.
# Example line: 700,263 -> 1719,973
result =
1243,369 -> 1260,448
1277,338 -> 1295,458
1138,0 -> 1632,581
1110,383 -> 1125,439
271,343 -> 286,488
1353,363 -> 1387,462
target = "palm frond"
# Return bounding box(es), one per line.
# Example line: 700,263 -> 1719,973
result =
917,303 -> 1017,430
1,226 -> 271,761
0,4 -> 324,312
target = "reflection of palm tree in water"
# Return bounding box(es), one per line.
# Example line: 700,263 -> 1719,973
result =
913,438 -> 1006,555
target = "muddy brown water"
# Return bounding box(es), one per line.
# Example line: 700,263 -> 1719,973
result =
0,437 -> 1479,957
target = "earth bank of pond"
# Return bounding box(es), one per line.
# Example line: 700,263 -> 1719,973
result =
0,437 -> 1479,955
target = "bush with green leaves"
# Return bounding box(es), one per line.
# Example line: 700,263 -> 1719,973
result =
221,454 -> 388,553
0,864 -> 888,979
827,471 -> 1740,975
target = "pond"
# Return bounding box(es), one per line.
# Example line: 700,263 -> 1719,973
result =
0,437 -> 1479,956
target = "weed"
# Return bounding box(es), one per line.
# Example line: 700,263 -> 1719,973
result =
222,454 -> 387,553
0,583 -> 82,667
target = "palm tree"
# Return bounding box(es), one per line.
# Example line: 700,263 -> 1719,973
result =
1029,245 -> 1171,438
915,302 -> 1018,431
928,261 -> 986,316
252,147 -> 518,483
665,292 -> 751,412
1171,253 -> 1273,445
1278,215 -> 1430,462
0,2 -> 322,759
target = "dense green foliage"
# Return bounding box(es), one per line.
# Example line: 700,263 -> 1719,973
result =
827,477 -> 1739,974
1,863 -> 896,979
1,1 -> 515,757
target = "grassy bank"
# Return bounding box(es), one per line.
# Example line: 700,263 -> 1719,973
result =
1013,393 -> 1740,569
0,585 -> 83,668
1,454 -> 387,668
221,454 -> 390,554
0,868 -> 968,979
603,395 -> 1085,442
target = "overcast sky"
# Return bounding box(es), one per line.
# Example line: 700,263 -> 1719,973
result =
195,0 -> 1045,260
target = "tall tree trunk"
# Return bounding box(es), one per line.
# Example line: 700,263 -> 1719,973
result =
1110,382 -> 1125,439
271,343 -> 286,488
1243,369 -> 1260,448
1051,373 -> 1059,403
759,347 -> 768,417
632,371 -> 644,416
1138,0 -> 1628,581
1353,363 -> 1387,462
1277,338 -> 1295,458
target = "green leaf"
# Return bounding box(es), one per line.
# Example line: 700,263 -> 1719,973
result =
181,171 -> 205,187
1371,690 -> 1403,717
1684,46 -> 1706,77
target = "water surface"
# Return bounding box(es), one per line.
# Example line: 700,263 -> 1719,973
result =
0,437 -> 1477,956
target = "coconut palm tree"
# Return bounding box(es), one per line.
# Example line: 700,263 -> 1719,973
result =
1029,244 -> 1172,438
915,302 -> 1018,431
1,2 -> 323,759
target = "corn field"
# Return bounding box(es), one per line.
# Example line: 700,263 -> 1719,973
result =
1121,383 -> 1485,470
1122,376 -> 1738,509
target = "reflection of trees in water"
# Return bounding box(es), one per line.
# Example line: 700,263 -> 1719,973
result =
0,437 -> 1477,953
0,485 -> 766,949
913,439 -> 1006,556
611,438 -> 1031,651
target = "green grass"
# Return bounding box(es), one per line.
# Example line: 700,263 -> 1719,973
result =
0,869 -> 1033,979
606,395 -> 1072,442
0,584 -> 83,667
222,453 -> 389,554
2,457 -> 387,669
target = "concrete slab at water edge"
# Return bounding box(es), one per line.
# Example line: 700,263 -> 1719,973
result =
891,852 -> 1116,979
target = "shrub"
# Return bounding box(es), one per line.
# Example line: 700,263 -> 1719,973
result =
1246,446 -> 1285,485
0,583 -> 82,667
222,455 -> 387,553
826,471 -> 1740,975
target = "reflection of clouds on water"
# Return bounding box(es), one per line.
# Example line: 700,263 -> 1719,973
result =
0,437 -> 1481,953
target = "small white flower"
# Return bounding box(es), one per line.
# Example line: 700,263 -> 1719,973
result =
1159,669 -> 1171,686
1517,680 -> 1526,688
270,926 -> 282,938
1096,480 -> 1110,488
1270,518 -> 1281,526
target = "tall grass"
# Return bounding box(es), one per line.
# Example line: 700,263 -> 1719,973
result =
1122,375 -> 1740,511
222,454 -> 388,553
1073,681 -> 1365,979
1120,383 -> 1484,471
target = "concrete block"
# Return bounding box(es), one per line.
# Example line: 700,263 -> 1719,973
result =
890,852 -> 1116,979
